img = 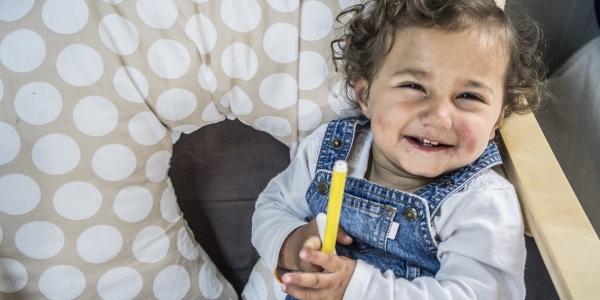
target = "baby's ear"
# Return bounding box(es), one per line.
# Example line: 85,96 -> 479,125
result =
354,79 -> 370,117
490,107 -> 507,140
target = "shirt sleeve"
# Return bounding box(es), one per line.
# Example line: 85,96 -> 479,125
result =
343,171 -> 526,299
251,124 -> 328,270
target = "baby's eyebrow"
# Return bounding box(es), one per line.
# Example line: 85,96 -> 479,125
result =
463,79 -> 495,96
391,68 -> 429,79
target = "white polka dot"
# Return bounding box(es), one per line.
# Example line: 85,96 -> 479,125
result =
260,73 -> 298,110
0,79 -> 3,103
103,0 -> 123,4
77,225 -> 123,264
133,226 -> 169,263
202,102 -> 225,123
137,0 -> 178,29
339,0 -> 357,9
148,39 -> 190,79
32,134 -> 81,175
161,181 -> 181,223
154,265 -> 191,300
199,263 -> 224,299
156,88 -> 197,121
177,227 -> 200,260
99,14 -> 140,56
113,186 -> 153,223
243,266 -> 268,300
53,181 -> 102,220
57,44 -> 104,87
129,111 -> 167,146
73,96 -> 118,136
0,225 -> 3,244
267,0 -> 299,12
329,81 -> 353,116
264,23 -> 298,64
15,221 -> 64,259
39,265 -> 86,300
114,66 -> 148,103
98,267 -> 143,300
0,174 -> 40,215
92,144 -> 137,182
0,0 -> 34,22
300,1 -> 333,41
0,29 -> 45,73
198,64 -> 217,93
192,0 -> 209,2
14,81 -> 62,126
42,0 -> 89,34
254,116 -> 292,138
0,123 -> 20,165
299,51 -> 328,90
186,14 -> 217,55
221,87 -> 253,116
220,0 -> 261,33
221,43 -> 258,80
146,150 -> 170,183
298,99 -> 323,132
0,259 -> 27,293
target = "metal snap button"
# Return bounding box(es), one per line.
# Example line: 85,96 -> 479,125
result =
317,181 -> 329,195
332,139 -> 343,149
403,207 -> 418,222
444,180 -> 454,187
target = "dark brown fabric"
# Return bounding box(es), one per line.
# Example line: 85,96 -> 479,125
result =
169,119 -> 290,295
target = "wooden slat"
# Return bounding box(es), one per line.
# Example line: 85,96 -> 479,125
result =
499,112 -> 600,300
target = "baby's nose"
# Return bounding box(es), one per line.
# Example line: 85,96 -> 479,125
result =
419,99 -> 452,129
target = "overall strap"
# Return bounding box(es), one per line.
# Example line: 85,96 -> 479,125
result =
315,116 -> 369,171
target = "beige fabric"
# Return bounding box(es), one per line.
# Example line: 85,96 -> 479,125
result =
0,1 -> 240,299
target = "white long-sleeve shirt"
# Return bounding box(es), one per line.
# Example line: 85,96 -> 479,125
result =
251,123 -> 526,299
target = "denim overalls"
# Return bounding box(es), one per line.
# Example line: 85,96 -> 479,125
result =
306,116 -> 503,279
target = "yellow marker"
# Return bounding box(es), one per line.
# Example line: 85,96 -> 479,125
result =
322,160 -> 348,254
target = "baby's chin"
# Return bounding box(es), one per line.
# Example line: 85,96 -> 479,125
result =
402,164 -> 460,179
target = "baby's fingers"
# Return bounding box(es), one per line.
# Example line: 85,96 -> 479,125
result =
281,272 -> 341,300
281,271 -> 327,290
300,249 -> 356,276
336,227 -> 353,245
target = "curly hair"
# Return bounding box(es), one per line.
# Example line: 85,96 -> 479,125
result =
331,0 -> 546,119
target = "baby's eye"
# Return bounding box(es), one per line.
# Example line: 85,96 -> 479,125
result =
457,93 -> 482,101
401,83 -> 425,92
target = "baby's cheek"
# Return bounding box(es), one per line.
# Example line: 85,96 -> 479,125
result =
456,122 -> 484,154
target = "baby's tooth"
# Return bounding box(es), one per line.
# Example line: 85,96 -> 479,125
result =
422,138 -> 438,146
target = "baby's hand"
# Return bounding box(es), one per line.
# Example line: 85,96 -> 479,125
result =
278,219 -> 352,273
281,249 -> 357,300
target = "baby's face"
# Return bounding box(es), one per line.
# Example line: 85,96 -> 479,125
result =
357,26 -> 507,178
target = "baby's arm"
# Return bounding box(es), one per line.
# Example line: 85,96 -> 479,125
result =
348,178 -> 526,299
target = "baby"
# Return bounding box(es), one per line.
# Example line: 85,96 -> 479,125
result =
252,0 -> 545,299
